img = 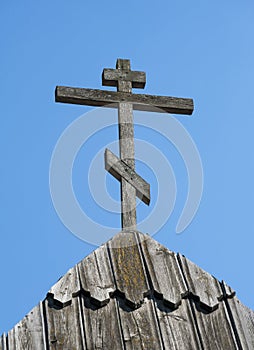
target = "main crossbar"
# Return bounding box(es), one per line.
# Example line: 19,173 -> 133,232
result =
55,86 -> 194,115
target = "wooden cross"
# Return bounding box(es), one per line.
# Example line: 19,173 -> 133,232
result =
55,59 -> 194,230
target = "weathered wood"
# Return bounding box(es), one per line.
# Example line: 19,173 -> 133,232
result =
192,300 -> 238,349
77,243 -> 115,306
56,58 -> 193,231
102,68 -> 146,89
47,265 -> 80,307
105,148 -> 150,205
138,233 -> 187,308
45,297 -> 85,349
117,297 -> 163,349
155,299 -> 202,349
3,229 -> 254,349
55,86 -> 194,115
0,333 -> 7,350
7,303 -> 46,350
221,280 -> 236,298
102,58 -> 146,90
118,100 -> 137,229
107,231 -> 150,308
112,59 -> 138,230
227,296 -> 254,349
81,296 -> 124,349
178,254 -> 223,311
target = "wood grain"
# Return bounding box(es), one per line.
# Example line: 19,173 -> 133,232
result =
55,86 -> 194,115
227,296 -> 254,349
47,265 -> 80,307
107,231 -> 150,308
0,334 -> 7,350
45,297 -> 85,349
7,303 -> 46,350
117,298 -> 163,349
138,233 -> 187,308
102,68 -> 146,89
178,254 -> 223,311
192,300 -> 238,349
118,101 -> 137,229
81,296 -> 124,349
105,148 -> 150,205
77,243 -> 115,306
155,299 -> 202,349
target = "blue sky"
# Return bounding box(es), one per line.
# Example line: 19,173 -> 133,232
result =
1,0 -> 254,334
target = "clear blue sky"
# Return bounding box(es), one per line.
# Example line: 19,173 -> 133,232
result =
1,0 -> 254,334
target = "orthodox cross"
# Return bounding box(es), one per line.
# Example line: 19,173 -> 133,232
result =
55,59 -> 194,230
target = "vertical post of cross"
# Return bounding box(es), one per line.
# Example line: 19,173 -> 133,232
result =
117,59 -> 136,230
102,59 -> 146,230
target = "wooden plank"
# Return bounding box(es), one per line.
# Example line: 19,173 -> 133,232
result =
45,297 -> 85,349
81,295 -> 124,349
107,231 -> 150,308
102,68 -> 146,89
78,243 -> 115,306
138,233 -> 187,308
115,65 -> 138,230
47,265 -> 80,307
227,296 -> 254,349
0,333 -> 7,350
7,303 -> 46,350
55,86 -> 194,115
221,280 -> 236,298
179,254 -> 223,311
6,329 -> 15,349
117,297 -> 163,349
118,100 -> 137,229
193,300 -> 238,349
155,298 -> 202,349
105,148 -> 150,205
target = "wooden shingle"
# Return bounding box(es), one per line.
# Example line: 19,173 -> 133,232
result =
2,231 -> 254,349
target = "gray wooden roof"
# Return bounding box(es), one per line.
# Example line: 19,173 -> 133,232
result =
1,231 -> 254,349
